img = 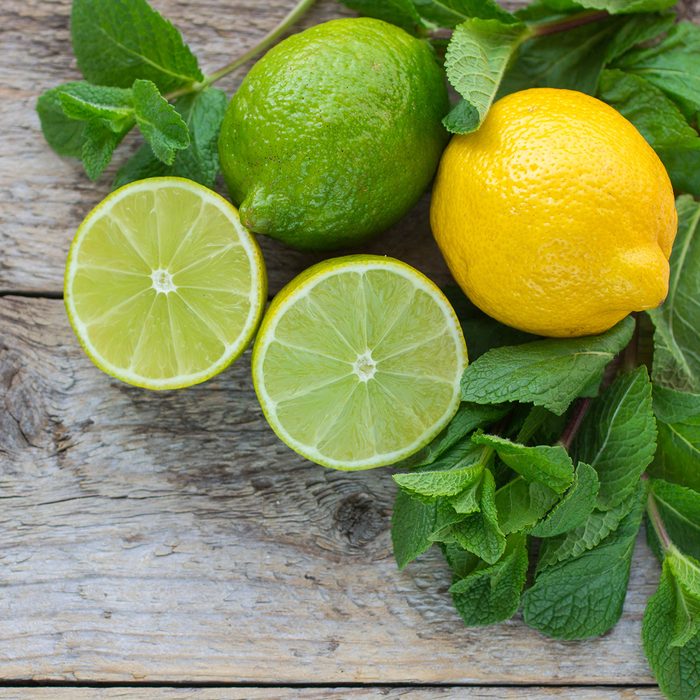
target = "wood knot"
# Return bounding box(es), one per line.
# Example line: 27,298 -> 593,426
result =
333,493 -> 385,547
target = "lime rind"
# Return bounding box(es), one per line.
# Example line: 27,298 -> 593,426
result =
65,177 -> 267,390
252,256 -> 467,470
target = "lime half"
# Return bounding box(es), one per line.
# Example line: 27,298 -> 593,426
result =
65,177 -> 267,389
252,255 -> 468,470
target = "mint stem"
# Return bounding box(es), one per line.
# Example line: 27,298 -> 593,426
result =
532,9 -> 609,36
646,489 -> 673,553
559,397 -> 592,451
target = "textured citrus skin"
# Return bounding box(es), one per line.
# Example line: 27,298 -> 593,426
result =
219,18 -> 449,251
431,88 -> 678,338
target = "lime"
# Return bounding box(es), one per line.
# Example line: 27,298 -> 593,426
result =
218,17 -> 449,251
252,255 -> 468,470
64,177 -> 267,390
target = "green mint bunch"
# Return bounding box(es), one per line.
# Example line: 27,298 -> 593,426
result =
389,196 -> 700,700
342,0 -> 700,196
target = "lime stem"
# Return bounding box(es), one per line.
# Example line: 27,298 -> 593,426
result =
165,0 -> 317,100
532,9 -> 609,36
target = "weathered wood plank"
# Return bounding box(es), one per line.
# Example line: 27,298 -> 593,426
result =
0,687 -> 664,699
0,296 -> 661,684
0,0 -> 450,296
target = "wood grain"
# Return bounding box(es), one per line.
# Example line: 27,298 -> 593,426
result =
0,296 -> 661,684
0,0 -> 451,296
0,688 -> 664,699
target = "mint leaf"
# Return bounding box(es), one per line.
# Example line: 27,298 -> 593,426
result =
339,0 -> 424,33
114,87 -> 227,189
473,433 -> 574,493
414,0 -> 517,27
57,82 -> 134,133
651,386 -> 700,491
617,22 -> 700,117
450,533 -> 528,625
36,83 -> 89,158
537,480 -> 645,569
449,477 -> 483,514
391,490 -> 438,569
523,482 -> 645,639
81,121 -> 131,180
433,469 -> 506,563
403,402 -> 507,468
643,558 -> 700,700
443,19 -> 529,133
603,12 -> 676,62
394,463 -> 484,499
71,0 -> 202,92
515,405 -> 568,445
667,550 -> 700,647
461,317 -> 634,414
530,462 -> 599,537
572,367 -> 656,509
534,0 -> 675,14
500,16 -> 625,96
495,477 -> 559,534
132,79 -> 189,165
649,479 -> 700,560
648,195 -> 700,393
598,70 -> 700,196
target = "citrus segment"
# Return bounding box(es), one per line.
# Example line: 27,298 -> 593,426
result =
252,256 -> 467,470
65,177 -> 267,389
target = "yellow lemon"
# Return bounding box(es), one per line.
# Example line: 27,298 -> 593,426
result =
431,88 -> 678,337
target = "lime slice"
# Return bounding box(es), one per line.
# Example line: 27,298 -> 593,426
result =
65,177 -> 267,390
252,255 -> 468,470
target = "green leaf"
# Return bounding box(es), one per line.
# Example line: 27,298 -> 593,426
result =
433,469 -> 506,563
650,386 -> 700,492
667,550 -> 700,647
617,22 -> 700,117
649,479 -> 700,560
530,462 -> 599,538
572,366 -> 656,509
71,0 -> 202,92
473,433 -> 574,493
391,490 -> 438,569
402,402 -> 507,468
57,82 -> 134,131
603,12 -> 676,62
81,121 -> 130,180
443,19 -> 530,133
537,480 -> 645,569
114,87 -> 227,189
495,477 -> 560,534
461,317 -> 634,415
598,70 -> 700,196
444,285 -> 537,360
132,79 -> 189,165
449,477 -> 483,514
515,405 -> 568,445
394,463 -> 484,499
500,16 -> 625,96
442,542 -> 479,578
413,0 -> 517,27
36,83 -> 89,157
533,0 -> 676,14
524,483 -> 645,639
643,558 -> 700,700
339,0 -> 424,33
450,533 -> 528,625
648,196 -> 700,393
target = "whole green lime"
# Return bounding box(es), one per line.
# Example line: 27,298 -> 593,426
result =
218,17 -> 449,251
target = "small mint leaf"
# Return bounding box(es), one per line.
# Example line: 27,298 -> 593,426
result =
132,79 -> 189,165
36,83 -> 88,158
572,366 -> 656,509
443,19 -> 529,134
81,121 -> 130,180
473,432 -> 574,493
393,463 -> 483,499
71,0 -> 202,92
391,490 -> 437,569
495,477 -> 559,534
649,479 -> 700,561
450,533 -> 528,626
460,317 -> 634,414
643,558 -> 700,700
58,83 -> 134,131
530,462 -> 599,538
523,481 -> 645,639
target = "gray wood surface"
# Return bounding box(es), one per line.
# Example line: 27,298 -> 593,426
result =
0,0 -> 691,693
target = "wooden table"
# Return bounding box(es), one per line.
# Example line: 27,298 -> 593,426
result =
2,0 -> 692,696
